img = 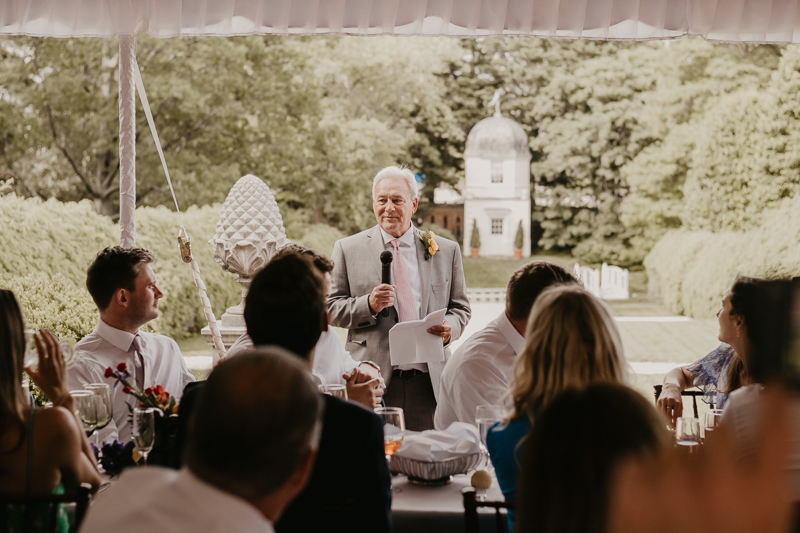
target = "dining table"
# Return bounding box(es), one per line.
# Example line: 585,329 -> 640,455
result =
391,471 -> 506,533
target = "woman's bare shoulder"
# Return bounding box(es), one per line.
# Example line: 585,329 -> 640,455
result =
34,407 -> 81,444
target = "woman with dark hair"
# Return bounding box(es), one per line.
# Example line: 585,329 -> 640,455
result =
0,290 -> 100,531
516,383 -> 671,533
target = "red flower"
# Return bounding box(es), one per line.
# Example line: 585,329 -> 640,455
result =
116,362 -> 127,373
144,387 -> 154,395
104,367 -> 114,379
122,386 -> 131,394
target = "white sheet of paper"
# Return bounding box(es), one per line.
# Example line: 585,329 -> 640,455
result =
388,308 -> 447,365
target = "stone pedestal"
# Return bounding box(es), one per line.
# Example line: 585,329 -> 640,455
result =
201,175 -> 289,359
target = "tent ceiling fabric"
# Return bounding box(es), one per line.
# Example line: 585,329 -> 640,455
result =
1,0 -> 800,43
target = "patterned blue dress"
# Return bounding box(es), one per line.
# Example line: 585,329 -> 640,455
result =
685,343 -> 736,408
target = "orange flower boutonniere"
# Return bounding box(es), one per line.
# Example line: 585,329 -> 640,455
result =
420,230 -> 439,260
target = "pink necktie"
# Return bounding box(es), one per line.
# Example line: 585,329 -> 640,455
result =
132,335 -> 145,390
390,240 -> 417,322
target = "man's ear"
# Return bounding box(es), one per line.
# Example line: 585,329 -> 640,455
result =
114,288 -> 129,308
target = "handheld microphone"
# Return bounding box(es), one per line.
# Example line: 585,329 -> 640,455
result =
380,251 -> 393,318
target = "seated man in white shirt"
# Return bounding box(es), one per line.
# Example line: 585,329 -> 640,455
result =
434,261 -> 578,429
68,247 -> 195,443
227,244 -> 383,408
81,347 -> 322,533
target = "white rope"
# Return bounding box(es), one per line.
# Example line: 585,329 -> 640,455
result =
132,59 -> 227,360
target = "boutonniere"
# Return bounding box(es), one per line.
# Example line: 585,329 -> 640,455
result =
419,230 -> 439,260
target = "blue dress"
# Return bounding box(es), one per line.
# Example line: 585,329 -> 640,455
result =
685,343 -> 736,408
486,416 -> 531,530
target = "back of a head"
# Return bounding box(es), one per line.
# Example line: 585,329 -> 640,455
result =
186,347 -> 323,499
86,246 -> 154,311
510,285 -> 627,419
244,252 -> 326,359
273,244 -> 334,274
0,290 -> 26,431
506,261 -> 579,322
516,383 -> 670,533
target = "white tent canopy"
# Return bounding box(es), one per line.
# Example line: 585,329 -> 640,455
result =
2,0 -> 800,44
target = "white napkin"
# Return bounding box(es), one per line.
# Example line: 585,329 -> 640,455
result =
394,422 -> 481,462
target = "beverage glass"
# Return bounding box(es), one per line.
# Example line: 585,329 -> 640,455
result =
375,407 -> 405,492
319,384 -> 348,400
23,330 -> 77,371
676,417 -> 701,454
704,409 -> 724,437
133,408 -> 157,466
84,383 -> 113,434
476,404 -> 504,471
71,390 -> 98,439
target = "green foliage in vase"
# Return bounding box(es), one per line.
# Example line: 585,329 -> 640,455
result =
470,220 -> 480,249
514,220 -> 524,250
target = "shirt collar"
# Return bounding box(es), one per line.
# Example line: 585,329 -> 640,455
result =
96,318 -> 139,352
496,312 -> 526,355
379,224 -> 416,247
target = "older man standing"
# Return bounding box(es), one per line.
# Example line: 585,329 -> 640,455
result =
328,166 -> 471,430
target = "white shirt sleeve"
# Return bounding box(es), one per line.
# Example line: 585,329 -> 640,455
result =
451,358 -> 510,424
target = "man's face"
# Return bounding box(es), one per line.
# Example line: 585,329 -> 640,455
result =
373,176 -> 418,238
126,263 -> 163,326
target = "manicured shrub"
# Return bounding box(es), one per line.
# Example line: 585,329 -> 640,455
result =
295,224 -> 346,258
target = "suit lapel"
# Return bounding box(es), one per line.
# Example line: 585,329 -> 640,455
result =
415,228 -> 431,317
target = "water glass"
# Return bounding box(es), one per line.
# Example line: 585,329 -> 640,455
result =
84,383 -> 113,430
133,408 -> 157,466
22,330 -> 77,370
319,384 -> 348,400
703,409 -> 724,435
676,417 -> 701,451
71,390 -> 98,439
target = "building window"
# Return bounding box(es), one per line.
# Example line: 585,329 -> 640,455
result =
430,216 -> 435,224
443,216 -> 448,228
491,161 -> 503,183
491,218 -> 503,235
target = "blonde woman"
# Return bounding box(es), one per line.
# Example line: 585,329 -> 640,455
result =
486,285 -> 628,524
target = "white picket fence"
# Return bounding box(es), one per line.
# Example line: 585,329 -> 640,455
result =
466,288 -> 506,303
573,262 -> 629,300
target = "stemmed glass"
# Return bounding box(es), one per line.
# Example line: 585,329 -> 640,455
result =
71,391 -> 98,439
476,404 -> 504,471
319,384 -> 348,400
676,416 -> 701,455
23,330 -> 77,371
704,409 -> 724,439
133,408 -> 156,466
375,407 -> 405,492
84,383 -> 113,444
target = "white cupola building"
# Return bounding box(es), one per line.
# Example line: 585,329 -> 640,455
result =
462,108 -> 531,258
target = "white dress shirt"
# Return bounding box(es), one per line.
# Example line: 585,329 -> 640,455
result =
379,225 -> 427,372
434,312 -> 525,430
68,319 -> 195,443
227,328 -> 359,385
81,467 -> 274,533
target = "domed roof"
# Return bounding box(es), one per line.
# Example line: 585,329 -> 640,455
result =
464,113 -> 530,160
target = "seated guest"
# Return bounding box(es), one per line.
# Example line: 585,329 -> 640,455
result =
81,348 -> 322,533
243,252 -> 392,533
516,383 -> 670,533
487,285 -> 628,524
68,246 -> 195,443
227,244 -> 383,408
435,261 -> 577,429
0,290 -> 100,533
657,343 -> 743,425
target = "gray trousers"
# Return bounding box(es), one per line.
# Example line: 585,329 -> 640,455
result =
384,371 -> 436,431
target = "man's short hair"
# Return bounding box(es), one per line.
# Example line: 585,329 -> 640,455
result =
86,246 -> 155,311
273,244 -> 334,274
372,166 -> 418,200
244,252 -> 326,359
186,348 -> 323,498
506,261 -> 579,322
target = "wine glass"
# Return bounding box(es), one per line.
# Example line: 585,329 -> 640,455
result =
133,408 -> 157,466
84,383 -> 113,441
676,417 -> 701,455
704,409 -> 724,438
22,330 -> 77,370
319,384 -> 348,400
476,404 -> 504,471
375,407 -> 405,491
71,390 -> 98,439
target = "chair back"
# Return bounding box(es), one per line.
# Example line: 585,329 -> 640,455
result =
462,487 -> 514,533
0,483 -> 92,533
653,384 -> 715,418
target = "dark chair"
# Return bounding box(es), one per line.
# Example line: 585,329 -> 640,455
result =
462,487 -> 515,533
653,385 -> 715,418
0,483 -> 92,533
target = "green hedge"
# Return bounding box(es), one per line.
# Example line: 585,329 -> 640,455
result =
645,196 -> 800,318
0,195 -> 240,340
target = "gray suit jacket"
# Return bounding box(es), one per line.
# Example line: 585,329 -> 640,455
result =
328,225 -> 471,401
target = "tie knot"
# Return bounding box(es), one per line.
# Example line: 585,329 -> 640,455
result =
390,239 -> 401,251
132,335 -> 143,353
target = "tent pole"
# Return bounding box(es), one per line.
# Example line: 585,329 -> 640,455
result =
119,34 -> 136,247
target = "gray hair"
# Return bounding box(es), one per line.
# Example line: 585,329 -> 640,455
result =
372,166 -> 418,200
